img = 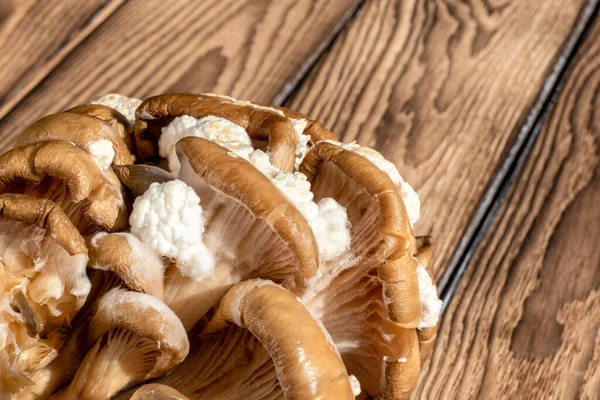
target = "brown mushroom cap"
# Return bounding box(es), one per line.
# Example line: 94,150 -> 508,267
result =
157,137 -> 319,331
204,280 -> 354,399
0,140 -> 128,234
150,280 -> 354,400
131,383 -> 189,400
0,193 -> 86,256
67,103 -> 135,153
53,289 -> 189,400
87,232 -> 165,300
294,141 -> 421,398
300,141 -> 419,325
16,112 -> 134,166
134,93 -> 298,172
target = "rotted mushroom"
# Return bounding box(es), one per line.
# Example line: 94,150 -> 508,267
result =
51,288 -> 189,400
0,194 -> 90,397
144,140 -> 440,399
0,140 -> 128,234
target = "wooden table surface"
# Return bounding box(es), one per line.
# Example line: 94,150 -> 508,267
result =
1,0 -> 598,398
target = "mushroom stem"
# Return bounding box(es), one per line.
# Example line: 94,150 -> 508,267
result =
113,164 -> 174,197
204,280 -> 355,400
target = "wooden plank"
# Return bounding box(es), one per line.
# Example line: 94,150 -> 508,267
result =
0,0 -> 124,119
414,13 -> 600,399
285,0 -> 595,285
0,0 -> 361,151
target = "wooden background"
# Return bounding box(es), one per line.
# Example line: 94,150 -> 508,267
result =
0,0 -> 598,398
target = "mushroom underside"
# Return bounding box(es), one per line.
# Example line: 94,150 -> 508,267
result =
163,143 -> 317,331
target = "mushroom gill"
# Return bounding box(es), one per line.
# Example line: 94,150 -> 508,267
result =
296,141 -> 434,398
126,137 -> 320,332
0,194 -> 90,397
52,289 -> 189,400
146,280 -> 355,400
21,233 -> 165,400
0,140 -> 128,234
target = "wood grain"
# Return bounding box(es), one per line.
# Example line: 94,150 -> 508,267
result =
0,0 -> 360,152
0,0 -> 124,119
414,14 -> 600,399
286,0 -> 592,283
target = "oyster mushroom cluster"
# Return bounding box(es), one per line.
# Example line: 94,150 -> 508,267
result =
0,93 -> 442,400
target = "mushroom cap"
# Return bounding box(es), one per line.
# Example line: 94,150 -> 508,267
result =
131,384 -> 189,400
0,140 -> 128,233
67,103 -> 135,152
155,137 -> 318,331
151,280 -> 354,400
134,93 -> 298,172
300,141 -> 419,325
0,193 -> 86,256
87,232 -> 165,300
176,136 -> 319,291
203,279 -> 355,400
295,141 -> 423,397
16,111 -> 134,166
87,288 -> 189,379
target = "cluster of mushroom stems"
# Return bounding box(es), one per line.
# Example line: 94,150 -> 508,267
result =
0,92 -> 442,400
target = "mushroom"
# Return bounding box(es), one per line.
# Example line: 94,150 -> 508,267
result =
86,232 -> 165,301
67,103 -> 135,153
134,93 -> 299,172
113,164 -> 175,197
0,140 -> 128,234
20,232 -> 166,400
15,110 -> 134,170
0,92 -> 441,399
131,384 -> 189,400
125,137 -> 320,331
51,288 -> 189,400
294,141 -> 439,398
150,280 -> 355,400
0,193 -> 90,397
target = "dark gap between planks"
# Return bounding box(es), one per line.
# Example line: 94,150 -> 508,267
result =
272,0 -> 367,106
